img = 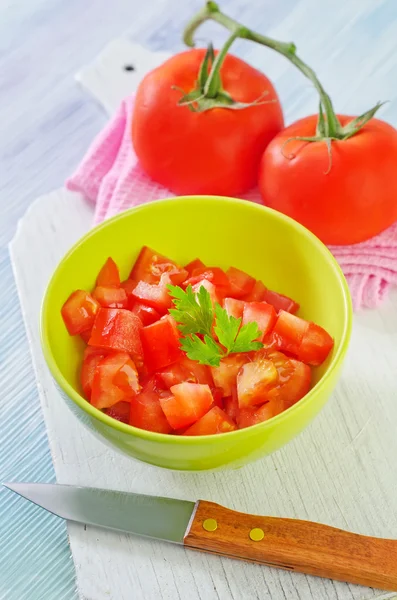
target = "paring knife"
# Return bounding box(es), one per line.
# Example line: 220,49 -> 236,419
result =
4,483 -> 397,591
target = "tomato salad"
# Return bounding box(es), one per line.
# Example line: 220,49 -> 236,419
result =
61,247 -> 334,436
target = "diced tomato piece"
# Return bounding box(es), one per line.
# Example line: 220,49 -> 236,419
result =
61,290 -> 99,336
130,246 -> 187,285
237,359 -> 278,408
130,246 -> 169,282
104,401 -> 131,424
271,315 -> 334,366
80,329 -> 92,344
242,302 -> 277,340
96,257 -> 120,288
141,315 -> 182,372
157,362 -> 194,388
160,382 -> 214,429
210,354 -> 249,396
237,398 -> 283,429
272,310 -> 310,355
184,258 -> 206,276
263,289 -> 300,314
158,357 -> 214,389
167,267 -> 188,286
92,286 -> 128,308
113,358 -> 141,395
226,267 -> 256,299
120,279 -> 137,297
91,352 -> 140,409
224,385 -> 239,422
192,279 -> 220,306
130,302 -> 160,326
130,380 -> 172,433
184,267 -> 230,293
298,323 -> 334,366
210,387 -> 224,409
279,359 -> 311,408
88,308 -> 143,367
180,357 -> 214,386
242,280 -> 267,302
130,273 -> 172,313
80,346 -> 106,399
152,264 -> 187,286
183,406 -> 236,436
259,350 -> 311,409
223,298 -> 245,320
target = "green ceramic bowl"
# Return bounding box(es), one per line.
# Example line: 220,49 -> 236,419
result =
41,196 -> 352,471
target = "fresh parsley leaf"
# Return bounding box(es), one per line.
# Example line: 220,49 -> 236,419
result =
180,334 -> 222,367
214,303 -> 241,353
168,284 -> 213,336
168,283 -> 263,367
214,303 -> 263,354
229,321 -> 263,353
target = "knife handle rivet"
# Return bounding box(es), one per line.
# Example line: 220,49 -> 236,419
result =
203,518 -> 218,532
249,528 -> 265,541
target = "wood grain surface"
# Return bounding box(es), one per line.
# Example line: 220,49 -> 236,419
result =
185,500 -> 397,590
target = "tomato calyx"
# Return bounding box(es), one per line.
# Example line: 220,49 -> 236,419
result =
280,100 -> 385,174
176,37 -> 275,113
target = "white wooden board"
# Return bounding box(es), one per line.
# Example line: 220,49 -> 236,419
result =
9,40 -> 397,600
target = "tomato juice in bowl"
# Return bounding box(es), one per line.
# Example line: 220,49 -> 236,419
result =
41,196 -> 352,471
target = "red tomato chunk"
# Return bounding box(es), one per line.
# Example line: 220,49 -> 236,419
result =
262,289 -> 299,314
60,247 -> 334,435
140,315 -> 182,372
93,286 -> 128,308
91,352 -> 141,409
130,302 -> 160,326
223,298 -> 245,320
80,346 -> 106,399
130,245 -> 187,286
184,406 -> 236,435
211,354 -> 249,397
129,378 -> 172,434
89,308 -> 143,367
160,382 -> 214,429
61,290 -> 99,335
242,302 -> 277,340
272,311 -> 334,365
226,267 -> 255,298
130,273 -> 172,314
104,401 -> 131,424
184,267 -> 230,292
237,359 -> 278,408
96,257 -> 120,288
184,258 -> 206,276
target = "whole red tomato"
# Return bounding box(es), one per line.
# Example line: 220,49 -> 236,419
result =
132,49 -> 284,196
259,115 -> 397,245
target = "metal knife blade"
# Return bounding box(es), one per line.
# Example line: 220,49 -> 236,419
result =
4,482 -> 196,544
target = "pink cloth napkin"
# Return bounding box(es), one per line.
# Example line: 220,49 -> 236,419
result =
66,97 -> 397,311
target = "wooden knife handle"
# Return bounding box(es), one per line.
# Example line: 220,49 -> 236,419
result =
184,500 -> 397,591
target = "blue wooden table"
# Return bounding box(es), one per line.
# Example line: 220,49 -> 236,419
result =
1,1 -> 397,598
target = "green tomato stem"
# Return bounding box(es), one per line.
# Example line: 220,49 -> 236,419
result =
204,30 -> 239,98
184,1 -> 342,137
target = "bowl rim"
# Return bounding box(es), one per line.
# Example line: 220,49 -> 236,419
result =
40,195 -> 352,444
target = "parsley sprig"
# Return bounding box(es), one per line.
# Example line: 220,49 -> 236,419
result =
168,284 -> 263,367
